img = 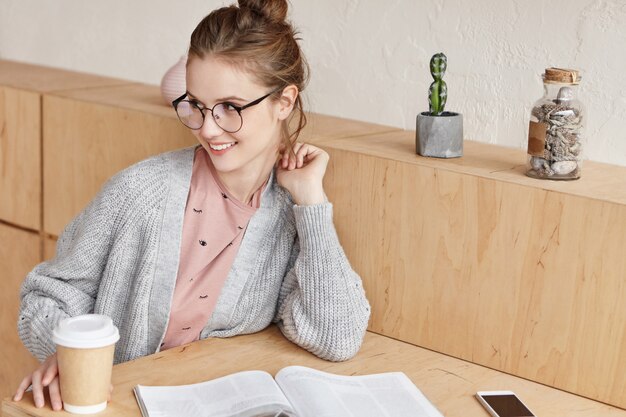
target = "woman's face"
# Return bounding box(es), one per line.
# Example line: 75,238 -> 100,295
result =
185,56 -> 285,177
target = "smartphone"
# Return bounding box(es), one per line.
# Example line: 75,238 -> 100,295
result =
476,391 -> 536,417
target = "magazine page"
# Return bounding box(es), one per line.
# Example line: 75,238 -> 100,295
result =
134,370 -> 296,417
275,366 -> 443,417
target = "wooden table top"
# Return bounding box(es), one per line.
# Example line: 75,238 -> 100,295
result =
3,326 -> 625,416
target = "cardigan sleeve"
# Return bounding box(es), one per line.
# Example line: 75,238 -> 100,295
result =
273,202 -> 371,361
17,174 -> 125,362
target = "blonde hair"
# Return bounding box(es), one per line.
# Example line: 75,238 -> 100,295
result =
187,0 -> 309,153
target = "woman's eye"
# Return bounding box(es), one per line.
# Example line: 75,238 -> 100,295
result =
223,103 -> 238,112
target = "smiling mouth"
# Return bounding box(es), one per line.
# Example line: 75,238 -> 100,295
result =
208,142 -> 237,151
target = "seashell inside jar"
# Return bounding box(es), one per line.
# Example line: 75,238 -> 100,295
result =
526,68 -> 585,180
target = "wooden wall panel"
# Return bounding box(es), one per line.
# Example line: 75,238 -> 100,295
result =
0,223 -> 41,400
321,135 -> 626,407
0,86 -> 41,230
42,95 -> 196,237
296,112 -> 398,144
43,236 -> 57,261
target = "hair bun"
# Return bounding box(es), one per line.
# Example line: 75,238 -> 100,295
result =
238,0 -> 288,23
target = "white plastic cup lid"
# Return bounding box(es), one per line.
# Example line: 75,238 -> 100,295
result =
52,314 -> 120,349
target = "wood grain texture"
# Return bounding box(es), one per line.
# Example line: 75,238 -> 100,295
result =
320,133 -> 626,407
0,224 -> 41,400
0,60 -> 130,93
295,112 -> 399,144
3,326 -> 625,417
322,130 -> 626,205
42,94 -> 197,236
0,87 -> 41,230
42,236 -> 57,261
46,83 -> 179,119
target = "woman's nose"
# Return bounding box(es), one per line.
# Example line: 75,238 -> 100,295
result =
199,114 -> 224,139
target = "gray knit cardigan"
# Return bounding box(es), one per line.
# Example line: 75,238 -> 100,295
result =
18,145 -> 370,364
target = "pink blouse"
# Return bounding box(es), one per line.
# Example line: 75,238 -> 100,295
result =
161,146 -> 267,350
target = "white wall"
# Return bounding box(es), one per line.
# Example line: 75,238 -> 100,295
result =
1,0 -> 625,166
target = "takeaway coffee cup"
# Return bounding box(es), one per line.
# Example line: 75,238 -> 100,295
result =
52,314 -> 120,414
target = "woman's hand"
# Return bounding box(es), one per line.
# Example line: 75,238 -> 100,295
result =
13,353 -> 114,411
276,142 -> 329,205
13,353 -> 62,411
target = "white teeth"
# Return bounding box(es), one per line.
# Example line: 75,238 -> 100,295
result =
209,142 -> 236,151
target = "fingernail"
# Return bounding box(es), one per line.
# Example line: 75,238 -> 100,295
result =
36,400 -> 43,408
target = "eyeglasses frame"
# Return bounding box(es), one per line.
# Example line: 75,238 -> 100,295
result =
172,87 -> 283,133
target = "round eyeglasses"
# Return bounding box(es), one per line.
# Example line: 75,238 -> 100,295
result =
172,88 -> 282,133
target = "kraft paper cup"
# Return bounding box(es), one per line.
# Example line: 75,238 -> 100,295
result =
52,314 -> 120,414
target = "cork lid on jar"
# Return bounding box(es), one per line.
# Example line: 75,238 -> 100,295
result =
543,67 -> 581,85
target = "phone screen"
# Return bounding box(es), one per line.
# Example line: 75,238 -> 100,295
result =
480,394 -> 534,417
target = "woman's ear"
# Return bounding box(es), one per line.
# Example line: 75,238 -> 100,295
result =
277,85 -> 299,121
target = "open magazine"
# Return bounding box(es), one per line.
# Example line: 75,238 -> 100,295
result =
133,365 -> 444,417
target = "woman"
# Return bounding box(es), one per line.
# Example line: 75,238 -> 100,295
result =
13,0 -> 370,411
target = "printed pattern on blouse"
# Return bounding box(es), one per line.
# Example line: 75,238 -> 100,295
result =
161,146 -> 267,350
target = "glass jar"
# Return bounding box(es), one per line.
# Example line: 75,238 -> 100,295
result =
526,68 -> 584,180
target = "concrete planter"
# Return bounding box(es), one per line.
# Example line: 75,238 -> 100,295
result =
416,111 -> 463,158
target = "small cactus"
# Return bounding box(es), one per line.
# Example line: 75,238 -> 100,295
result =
428,53 -> 448,115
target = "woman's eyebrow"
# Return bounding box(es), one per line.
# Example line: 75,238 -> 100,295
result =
187,91 -> 246,103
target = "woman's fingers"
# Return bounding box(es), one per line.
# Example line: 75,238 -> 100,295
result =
13,353 -> 61,409
31,370 -> 45,408
282,142 -> 300,169
13,374 -> 33,401
280,142 -> 326,171
288,143 -> 303,170
48,377 -> 62,411
41,358 -> 58,386
295,143 -> 310,168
